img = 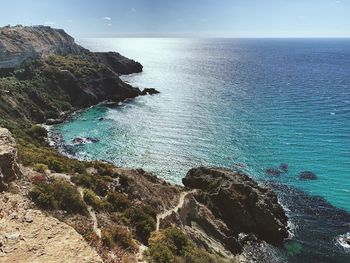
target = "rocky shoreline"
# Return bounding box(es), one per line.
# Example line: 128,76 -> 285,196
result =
0,25 -> 293,263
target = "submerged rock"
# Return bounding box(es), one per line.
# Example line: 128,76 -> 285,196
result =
265,163 -> 289,176
279,163 -> 288,173
72,137 -> 100,145
265,168 -> 284,176
299,171 -> 317,180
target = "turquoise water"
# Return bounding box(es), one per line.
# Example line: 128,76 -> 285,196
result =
52,38 -> 350,214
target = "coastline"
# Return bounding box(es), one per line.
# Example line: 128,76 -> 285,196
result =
1,26 -> 349,262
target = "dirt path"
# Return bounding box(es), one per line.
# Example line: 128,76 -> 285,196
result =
156,190 -> 194,231
77,187 -> 102,238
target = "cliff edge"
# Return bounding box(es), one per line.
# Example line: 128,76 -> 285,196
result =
0,25 -> 87,68
0,128 -> 21,191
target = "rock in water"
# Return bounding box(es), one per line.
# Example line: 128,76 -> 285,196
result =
0,128 -> 21,191
72,137 -> 100,145
141,88 -> 160,95
299,171 -> 317,180
182,167 -> 289,245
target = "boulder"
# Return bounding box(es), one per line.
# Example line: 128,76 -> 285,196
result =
141,88 -> 160,95
0,128 -> 21,191
182,167 -> 289,245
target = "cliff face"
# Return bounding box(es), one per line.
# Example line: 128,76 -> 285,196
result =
0,26 -> 145,126
160,167 -> 289,258
0,128 -> 21,191
0,25 -> 88,68
0,191 -> 103,263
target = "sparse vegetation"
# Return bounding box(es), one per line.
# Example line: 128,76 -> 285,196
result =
33,163 -> 49,173
101,226 -> 136,251
123,206 -> 157,243
29,179 -> 87,214
106,191 -> 130,212
83,189 -> 110,211
146,228 -> 231,263
71,173 -> 112,196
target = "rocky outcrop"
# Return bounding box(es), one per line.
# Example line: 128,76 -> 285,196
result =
0,26 -> 147,125
141,88 -> 160,95
0,128 -> 21,191
0,26 -> 143,77
0,25 -> 88,68
47,61 -> 142,108
91,52 -> 142,75
161,167 -> 289,256
183,167 -> 288,243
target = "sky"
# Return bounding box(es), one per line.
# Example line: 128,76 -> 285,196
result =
0,0 -> 349,38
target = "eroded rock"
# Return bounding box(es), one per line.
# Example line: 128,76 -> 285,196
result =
0,25 -> 88,68
0,192 -> 102,263
0,128 -> 21,192
180,167 -> 288,252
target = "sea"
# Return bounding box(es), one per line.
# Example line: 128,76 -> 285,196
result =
50,38 -> 350,262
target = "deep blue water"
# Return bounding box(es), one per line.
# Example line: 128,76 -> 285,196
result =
51,38 -> 350,261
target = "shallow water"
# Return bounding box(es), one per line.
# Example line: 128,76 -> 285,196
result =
53,38 -> 350,213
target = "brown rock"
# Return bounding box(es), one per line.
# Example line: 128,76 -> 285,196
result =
182,167 -> 289,245
0,128 -> 21,192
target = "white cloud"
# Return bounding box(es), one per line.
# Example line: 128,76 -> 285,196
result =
107,23 -> 112,27
131,7 -> 136,12
103,16 -> 112,21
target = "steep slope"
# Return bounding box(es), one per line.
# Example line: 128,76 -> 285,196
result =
0,25 -> 87,68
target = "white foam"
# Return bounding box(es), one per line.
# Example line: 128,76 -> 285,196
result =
336,232 -> 350,252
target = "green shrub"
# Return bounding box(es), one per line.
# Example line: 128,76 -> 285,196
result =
71,173 -> 112,196
123,206 -> 156,243
83,189 -> 110,211
24,125 -> 48,144
146,228 -> 230,263
33,163 -> 49,173
106,192 -> 130,212
119,174 -> 129,187
101,229 -> 114,248
47,158 -> 64,172
29,179 -> 87,214
101,226 -> 136,250
147,242 -> 175,263
163,228 -> 189,256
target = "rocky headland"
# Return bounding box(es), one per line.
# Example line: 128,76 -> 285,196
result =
0,25 -> 289,263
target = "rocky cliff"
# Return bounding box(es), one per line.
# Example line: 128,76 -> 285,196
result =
0,128 -> 21,191
159,167 -> 289,259
0,26 -> 148,126
0,25 -> 143,76
0,25 -> 87,68
0,25 -> 289,262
